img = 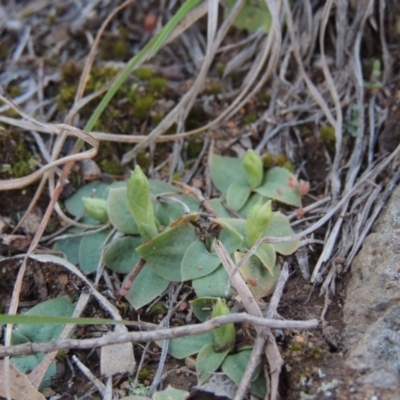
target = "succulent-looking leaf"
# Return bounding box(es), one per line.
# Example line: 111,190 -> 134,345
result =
196,343 -> 230,385
254,242 -> 276,274
235,252 -> 280,299
190,297 -> 217,322
255,167 -> 302,207
211,298 -> 236,349
107,187 -> 139,234
208,198 -> 234,218
263,212 -> 300,255
127,166 -> 158,240
136,221 -> 197,282
167,332 -> 214,359
209,154 -> 247,193
82,197 -> 108,223
222,348 -> 267,398
181,241 -> 221,280
245,199 -> 272,247
79,230 -> 109,274
218,226 -> 243,254
53,231 -> 82,265
242,149 -> 263,188
65,181 -> 109,217
192,266 -> 233,298
226,181 -> 251,211
238,192 -> 264,218
126,266 -> 169,310
103,236 -> 143,274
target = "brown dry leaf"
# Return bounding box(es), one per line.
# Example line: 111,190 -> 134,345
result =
0,360 -> 45,400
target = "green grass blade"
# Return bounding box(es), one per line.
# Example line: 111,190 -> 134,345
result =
149,0 -> 202,58
0,314 -> 146,326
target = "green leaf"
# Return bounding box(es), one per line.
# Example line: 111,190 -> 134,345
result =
167,332 -> 214,359
242,149 -> 263,187
154,194 -> 200,226
208,198 -> 235,218
149,179 -> 180,195
235,252 -> 280,299
107,187 -> 139,234
53,231 -> 82,265
190,297 -> 216,322
152,385 -> 190,400
79,230 -> 109,274
222,348 -> 267,398
255,167 -> 302,207
181,241 -> 221,280
226,181 -> 251,211
82,197 -> 108,223
211,298 -> 236,349
254,242 -> 276,274
127,166 -> 158,240
192,266 -> 233,298
103,236 -> 143,274
245,199 -> 272,247
264,212 -> 300,255
224,0 -> 272,33
209,154 -> 247,193
65,181 -> 110,218
237,192 -> 264,217
218,226 -> 243,254
137,222 -> 197,282
126,266 -> 169,310
196,343 -> 230,385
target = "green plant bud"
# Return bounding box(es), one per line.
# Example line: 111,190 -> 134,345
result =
127,165 -> 158,240
82,197 -> 108,223
242,149 -> 263,188
246,199 -> 272,247
211,298 -> 236,349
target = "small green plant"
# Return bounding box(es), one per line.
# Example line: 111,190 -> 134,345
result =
53,150 -> 306,392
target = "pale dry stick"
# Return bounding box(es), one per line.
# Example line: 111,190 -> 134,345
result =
319,0 -> 343,199
282,0 -> 336,128
266,263 -> 289,319
214,241 -> 284,400
235,334 -> 269,400
72,355 -> 105,396
236,263 -> 290,400
0,313 -> 318,358
379,0 -> 392,85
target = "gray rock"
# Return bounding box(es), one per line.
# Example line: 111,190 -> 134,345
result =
342,185 -> 400,397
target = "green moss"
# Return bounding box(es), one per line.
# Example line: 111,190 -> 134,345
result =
320,125 -> 336,143
216,63 -> 225,77
299,125 -> 312,136
209,83 -> 222,95
99,159 -> 123,175
261,153 -> 294,172
132,94 -> 155,119
136,152 -> 152,170
100,36 -> 131,61
289,343 -> 303,351
149,77 -> 168,93
148,302 -> 167,315
138,367 -> 154,382
309,346 -> 322,360
0,130 -> 36,179
185,135 -> 203,159
150,111 -> 165,125
134,67 -> 154,81
243,113 -> 257,124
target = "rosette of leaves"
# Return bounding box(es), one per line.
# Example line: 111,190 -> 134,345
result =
55,159 -> 299,311
209,150 -> 303,215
